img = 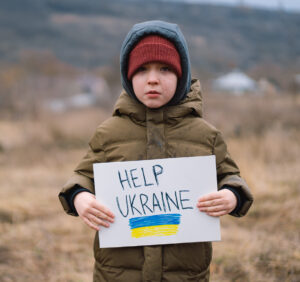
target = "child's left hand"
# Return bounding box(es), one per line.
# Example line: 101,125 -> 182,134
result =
197,189 -> 237,217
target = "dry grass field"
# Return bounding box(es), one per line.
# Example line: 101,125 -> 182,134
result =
0,93 -> 299,282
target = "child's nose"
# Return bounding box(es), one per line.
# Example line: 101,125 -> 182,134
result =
147,70 -> 159,84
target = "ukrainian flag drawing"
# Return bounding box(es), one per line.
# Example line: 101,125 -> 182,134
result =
129,214 -> 181,238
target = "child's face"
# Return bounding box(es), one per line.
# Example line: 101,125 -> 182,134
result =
132,62 -> 177,108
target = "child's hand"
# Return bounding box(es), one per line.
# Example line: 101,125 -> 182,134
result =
74,192 -> 115,231
197,189 -> 237,217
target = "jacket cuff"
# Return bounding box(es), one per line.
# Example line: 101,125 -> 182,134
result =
58,185 -> 92,216
69,185 -> 93,216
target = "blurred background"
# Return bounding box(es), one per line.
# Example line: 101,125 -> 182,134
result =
0,0 -> 299,281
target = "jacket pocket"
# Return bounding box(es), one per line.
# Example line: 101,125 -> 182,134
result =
94,234 -> 144,270
163,242 -> 212,272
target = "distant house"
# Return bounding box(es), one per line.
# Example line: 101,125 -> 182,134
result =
47,91 -> 97,113
212,70 -> 257,95
45,75 -> 111,112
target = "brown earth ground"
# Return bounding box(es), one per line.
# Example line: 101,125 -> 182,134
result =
0,94 -> 299,282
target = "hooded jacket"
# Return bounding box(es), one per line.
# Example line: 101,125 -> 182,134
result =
59,21 -> 253,281
59,79 -> 253,281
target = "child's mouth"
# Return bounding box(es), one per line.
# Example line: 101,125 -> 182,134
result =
146,91 -> 160,98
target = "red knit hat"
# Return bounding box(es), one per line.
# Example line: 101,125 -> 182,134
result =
127,35 -> 182,80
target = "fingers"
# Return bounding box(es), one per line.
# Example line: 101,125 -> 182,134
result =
198,192 -> 221,202
82,216 -> 100,231
197,204 -> 229,217
90,208 -> 114,224
206,210 -> 228,217
81,205 -> 114,228
197,190 -> 237,217
197,192 -> 222,211
81,208 -> 113,231
88,213 -> 110,228
91,202 -> 115,222
197,198 -> 223,208
198,204 -> 223,213
74,192 -> 115,231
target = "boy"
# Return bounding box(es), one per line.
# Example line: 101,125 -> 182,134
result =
59,20 -> 253,281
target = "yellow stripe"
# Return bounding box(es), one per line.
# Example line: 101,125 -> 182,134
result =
131,224 -> 179,238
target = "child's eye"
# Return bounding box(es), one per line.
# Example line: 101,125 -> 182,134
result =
136,66 -> 147,73
160,66 -> 172,72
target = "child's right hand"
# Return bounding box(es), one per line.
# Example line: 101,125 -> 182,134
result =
74,192 -> 115,231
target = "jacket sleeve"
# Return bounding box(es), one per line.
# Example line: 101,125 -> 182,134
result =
213,131 -> 253,217
58,144 -> 106,216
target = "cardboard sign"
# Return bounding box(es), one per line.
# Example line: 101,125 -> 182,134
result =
93,155 -> 220,248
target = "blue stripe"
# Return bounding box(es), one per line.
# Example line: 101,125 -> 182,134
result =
129,214 -> 181,229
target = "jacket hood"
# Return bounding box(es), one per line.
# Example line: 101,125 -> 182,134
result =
120,20 -> 191,106
113,79 -> 202,123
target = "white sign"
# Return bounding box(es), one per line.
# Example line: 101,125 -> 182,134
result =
93,155 -> 220,248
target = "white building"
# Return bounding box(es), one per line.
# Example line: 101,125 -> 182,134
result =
45,75 -> 111,112
212,70 -> 257,95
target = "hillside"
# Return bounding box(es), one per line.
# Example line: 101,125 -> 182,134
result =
0,0 -> 300,77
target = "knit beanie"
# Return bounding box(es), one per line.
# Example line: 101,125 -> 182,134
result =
127,35 -> 182,80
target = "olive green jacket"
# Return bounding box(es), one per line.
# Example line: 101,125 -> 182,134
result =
59,79 -> 253,282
